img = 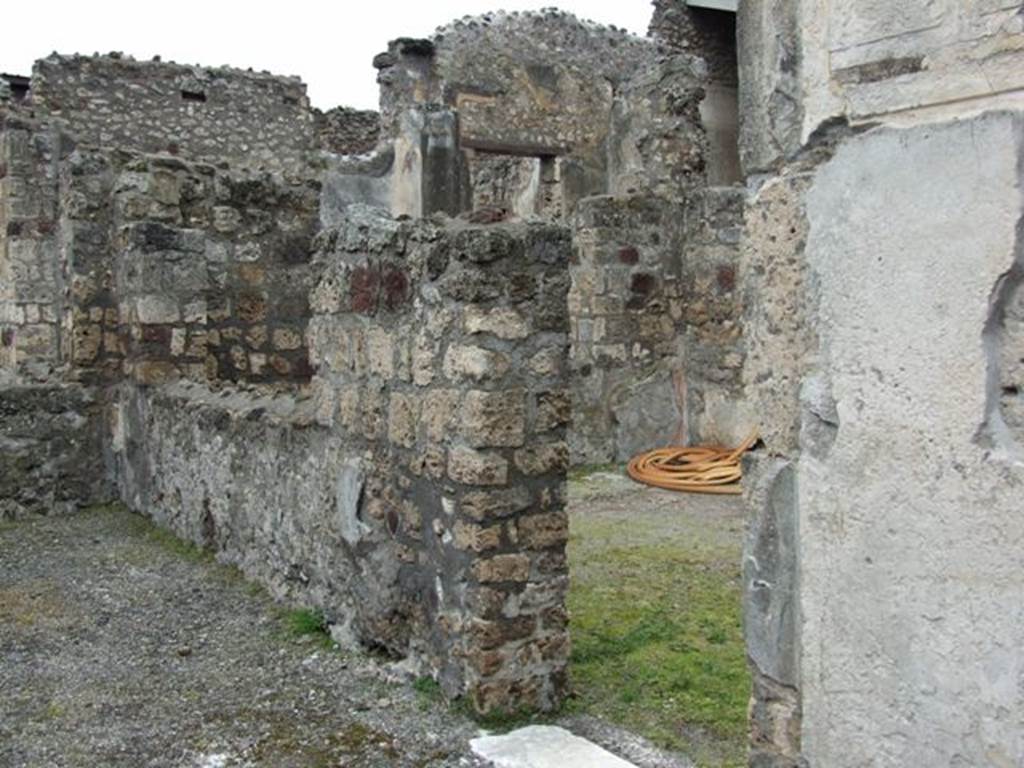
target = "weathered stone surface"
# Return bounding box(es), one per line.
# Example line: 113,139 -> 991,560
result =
0,385 -> 113,518
471,726 -> 639,768
744,457 -> 803,765
569,191 -> 745,463
514,442 -> 569,476
443,344 -> 510,383
464,306 -> 530,340
472,554 -> 531,584
784,112 -> 1024,768
516,513 -> 568,550
31,54 -> 315,171
453,520 -> 504,553
460,390 -> 526,448
460,488 -> 533,522
448,446 -> 509,486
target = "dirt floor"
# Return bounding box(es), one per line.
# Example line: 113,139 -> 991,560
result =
0,475 -> 746,768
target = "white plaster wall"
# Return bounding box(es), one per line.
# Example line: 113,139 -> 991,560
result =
798,111 -> 1024,766
801,0 -> 1024,133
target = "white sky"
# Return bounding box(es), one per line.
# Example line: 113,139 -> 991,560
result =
2,1 -> 655,110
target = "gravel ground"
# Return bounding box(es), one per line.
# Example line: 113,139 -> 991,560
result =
0,506 -> 488,768
1,498 -> 700,768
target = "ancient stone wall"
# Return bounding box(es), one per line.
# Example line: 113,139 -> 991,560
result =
0,113 -> 66,380
372,11 -> 708,215
111,154 -> 320,387
792,111 -> 1023,768
648,1 -> 740,186
315,107 -> 382,155
115,207 -> 573,713
0,384 -> 112,519
51,148 -> 319,387
569,188 -> 744,464
60,148 -> 120,381
30,54 -> 316,171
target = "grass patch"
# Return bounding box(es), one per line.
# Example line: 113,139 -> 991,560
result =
139,525 -> 211,562
282,607 -> 335,649
567,502 -> 749,767
87,503 -> 214,564
412,676 -> 443,710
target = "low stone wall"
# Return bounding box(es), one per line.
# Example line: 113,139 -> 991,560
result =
115,207 -> 573,713
0,384 -> 112,519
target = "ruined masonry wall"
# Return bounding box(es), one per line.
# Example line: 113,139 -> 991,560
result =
569,188 -> 744,464
375,11 -> 708,208
59,149 -> 321,387
0,384 -> 112,519
0,114 -> 65,379
116,209 -> 573,712
112,155 -> 320,387
315,107 -> 382,156
31,55 -> 315,171
737,0 -> 1024,174
735,0 -> 1024,761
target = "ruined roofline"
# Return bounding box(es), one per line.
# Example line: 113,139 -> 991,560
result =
26,51 -> 386,118
430,6 -> 648,44
377,6 -> 704,89
31,51 -> 308,90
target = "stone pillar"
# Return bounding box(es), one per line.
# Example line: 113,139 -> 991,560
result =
309,207 -> 572,712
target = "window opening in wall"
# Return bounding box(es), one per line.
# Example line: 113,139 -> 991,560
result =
464,149 -> 564,220
690,6 -> 741,185
180,89 -> 207,103
2,73 -> 31,102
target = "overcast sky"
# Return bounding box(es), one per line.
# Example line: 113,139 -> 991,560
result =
3,1 -> 655,110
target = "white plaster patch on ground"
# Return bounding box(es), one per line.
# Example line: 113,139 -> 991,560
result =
471,726 -> 639,768
196,754 -> 230,768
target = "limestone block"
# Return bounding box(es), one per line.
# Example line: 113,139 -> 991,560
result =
460,390 -> 527,448
14,324 -> 56,360
72,324 -> 102,363
464,306 -> 530,339
528,347 -> 564,377
170,328 -> 187,356
511,439 -> 567,476
366,327 -> 395,378
534,390 -> 571,432
448,446 -> 509,486
460,487 -> 532,521
387,391 -> 419,448
273,328 -> 303,351
516,513 -> 568,550
412,332 -> 438,386
472,554 -> 531,584
135,295 -> 180,325
245,326 -> 267,349
443,345 -> 510,382
421,388 -> 459,442
132,361 -> 177,385
453,520 -> 504,553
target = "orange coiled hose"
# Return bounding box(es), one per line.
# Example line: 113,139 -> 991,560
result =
627,429 -> 760,495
